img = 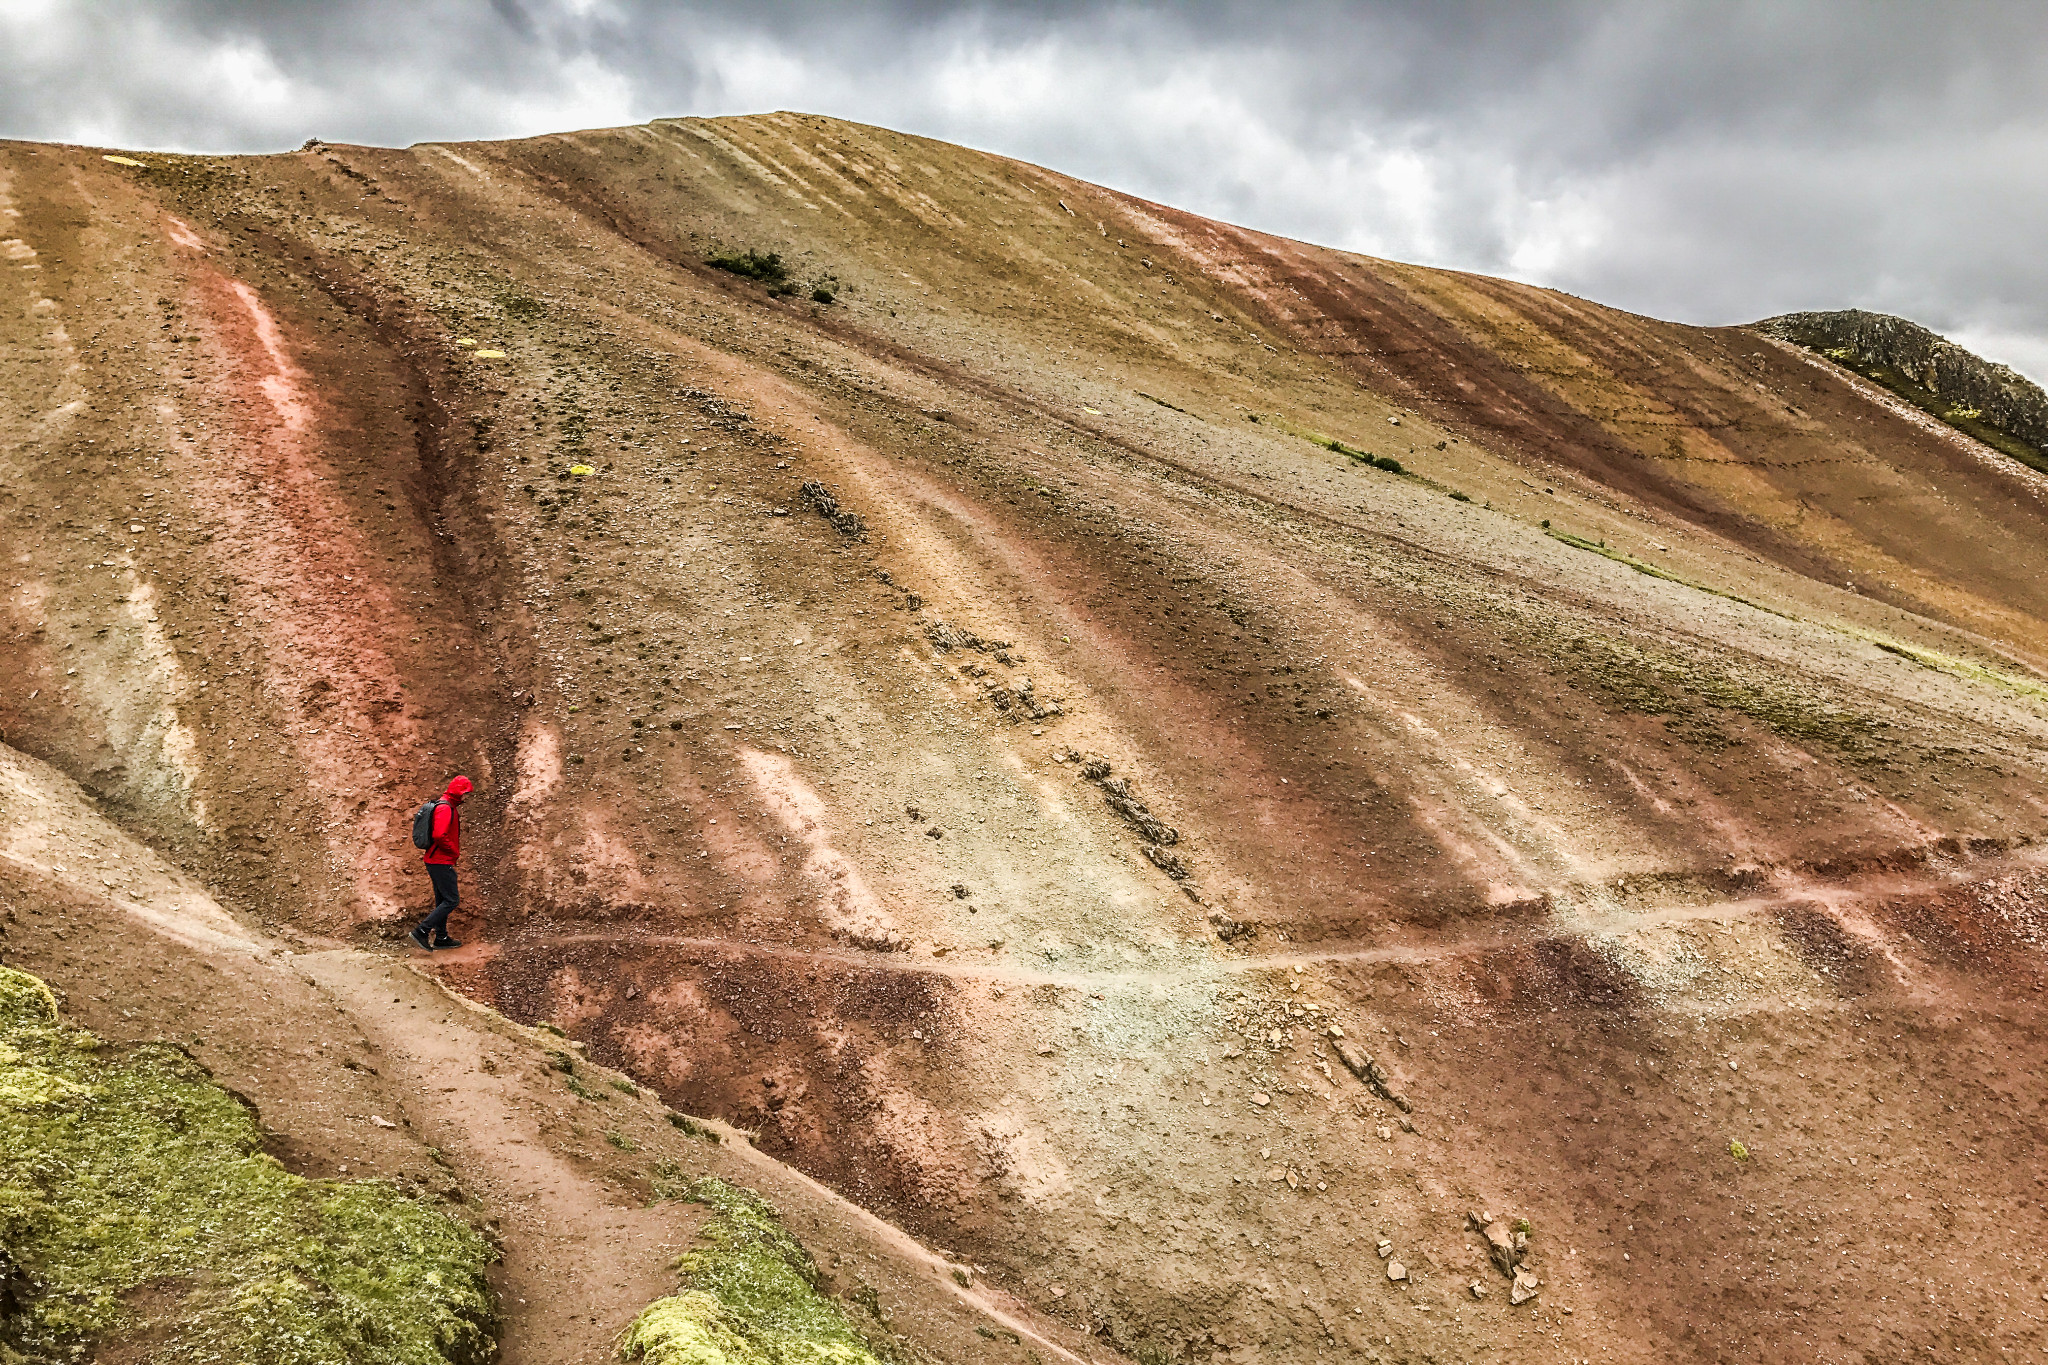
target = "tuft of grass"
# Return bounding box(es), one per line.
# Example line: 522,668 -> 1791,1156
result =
810,287 -> 835,304
1729,1140 -> 1750,1162
666,1112 -> 721,1143
618,1177 -> 883,1365
0,965 -> 496,1363
610,1078 -> 639,1096
605,1129 -> 639,1152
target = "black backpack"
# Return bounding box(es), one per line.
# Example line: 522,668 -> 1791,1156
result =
411,797 -> 446,850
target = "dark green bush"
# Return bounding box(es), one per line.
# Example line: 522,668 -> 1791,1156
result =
706,249 -> 788,284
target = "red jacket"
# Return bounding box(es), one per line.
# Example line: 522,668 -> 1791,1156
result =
423,776 -> 472,865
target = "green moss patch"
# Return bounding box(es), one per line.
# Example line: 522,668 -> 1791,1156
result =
619,1177 -> 882,1365
0,966 -> 496,1364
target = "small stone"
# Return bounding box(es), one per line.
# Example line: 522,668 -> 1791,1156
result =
1481,1221 -> 1519,1277
1398,1117 -> 1415,1134
1470,1280 -> 1488,1300
1509,1269 -> 1540,1306
1376,1125 -> 1392,1141
1267,1167 -> 1287,1182
1251,1091 -> 1271,1107
1386,1261 -> 1407,1282
370,1115 -> 396,1129
1376,1240 -> 1392,1259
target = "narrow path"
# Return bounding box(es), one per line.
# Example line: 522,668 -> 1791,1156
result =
296,950 -> 689,1365
488,849 -> 2037,994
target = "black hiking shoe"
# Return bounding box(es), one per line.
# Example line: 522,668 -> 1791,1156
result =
433,935 -> 462,949
409,926 -> 433,951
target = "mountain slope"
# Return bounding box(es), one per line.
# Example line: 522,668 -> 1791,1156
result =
4,112 -> 2047,1362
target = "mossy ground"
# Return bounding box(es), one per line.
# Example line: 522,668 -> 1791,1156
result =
0,966 -> 496,1364
619,1178 -> 883,1365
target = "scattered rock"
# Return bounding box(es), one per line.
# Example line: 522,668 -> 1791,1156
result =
1375,1240 -> 1393,1259
1398,1117 -> 1415,1134
1250,1091 -> 1271,1107
1098,776 -> 1179,845
1332,1038 -> 1413,1112
1376,1125 -> 1392,1141
1207,908 -> 1252,942
1480,1221 -> 1519,1277
1469,1280 -> 1488,1300
798,480 -> 866,538
982,673 -> 1062,721
1143,843 -> 1192,879
370,1115 -> 397,1129
1386,1261 -> 1407,1283
1509,1269 -> 1540,1306
924,617 -> 1010,654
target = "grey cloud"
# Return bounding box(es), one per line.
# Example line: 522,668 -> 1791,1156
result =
5,1 -> 2045,378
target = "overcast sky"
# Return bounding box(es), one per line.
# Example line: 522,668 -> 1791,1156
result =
7,0 -> 2046,381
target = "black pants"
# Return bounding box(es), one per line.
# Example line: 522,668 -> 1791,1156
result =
418,863 -> 459,939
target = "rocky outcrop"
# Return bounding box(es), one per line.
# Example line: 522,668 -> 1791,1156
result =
1332,1037 -> 1413,1112
1756,310 -> 2048,462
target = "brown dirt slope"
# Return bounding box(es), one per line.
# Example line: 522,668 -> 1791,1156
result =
3,111 -> 2048,1362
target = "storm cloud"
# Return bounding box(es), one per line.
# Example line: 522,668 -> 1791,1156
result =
6,0 -> 2046,377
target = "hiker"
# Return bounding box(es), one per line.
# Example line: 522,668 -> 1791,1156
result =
410,775 -> 474,951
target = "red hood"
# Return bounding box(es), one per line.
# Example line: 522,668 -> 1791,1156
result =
444,775 -> 473,804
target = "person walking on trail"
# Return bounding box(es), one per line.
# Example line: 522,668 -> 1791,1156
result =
410,775 -> 473,951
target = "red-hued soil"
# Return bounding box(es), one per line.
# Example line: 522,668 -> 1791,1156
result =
5,112 -> 2048,1362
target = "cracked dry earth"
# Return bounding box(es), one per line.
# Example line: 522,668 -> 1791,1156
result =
5,112 -> 2048,1362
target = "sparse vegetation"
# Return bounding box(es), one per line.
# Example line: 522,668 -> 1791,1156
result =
495,291 -> 543,320
667,1112 -> 722,1143
1545,528 -> 2048,702
0,966 -> 496,1363
1729,1140 -> 1750,1162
